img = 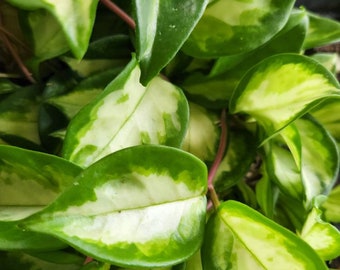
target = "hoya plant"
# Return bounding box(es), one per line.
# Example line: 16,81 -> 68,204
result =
0,0 -> 340,269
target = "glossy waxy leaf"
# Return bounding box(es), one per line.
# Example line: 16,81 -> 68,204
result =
183,0 -> 295,57
63,57 -> 189,167
229,54 -> 340,137
0,145 -> 82,249
181,9 -> 309,107
279,117 -> 339,206
300,196 -> 340,261
181,102 -> 219,162
202,200 -> 327,270
303,12 -> 340,49
6,0 -> 98,59
134,0 -> 209,85
22,145 -> 207,268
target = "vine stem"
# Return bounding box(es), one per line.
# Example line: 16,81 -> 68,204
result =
207,109 -> 228,209
0,15 -> 36,83
100,0 -> 136,29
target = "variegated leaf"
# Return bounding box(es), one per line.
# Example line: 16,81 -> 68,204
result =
230,54 -> 340,137
0,145 -> 82,250
202,200 -> 327,270
280,117 -> 339,206
6,0 -> 98,59
300,196 -> 340,261
22,145 -> 207,268
181,102 -> 219,162
63,57 -> 189,167
183,0 -> 295,57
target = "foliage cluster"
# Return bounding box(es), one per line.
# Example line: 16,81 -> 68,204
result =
0,0 -> 340,269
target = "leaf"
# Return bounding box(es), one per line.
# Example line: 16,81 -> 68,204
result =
202,200 -> 327,270
322,185 -> 340,223
62,57 -> 189,168
0,251 -> 81,270
134,0 -> 209,85
24,9 -> 69,61
22,145 -> 207,268
0,145 -> 82,250
303,12 -> 340,50
213,129 -> 257,194
47,68 -> 122,119
300,196 -> 340,261
182,0 -> 295,57
181,102 -> 219,162
6,0 -> 99,59
280,117 -> 339,206
0,86 -> 41,144
229,54 -> 340,137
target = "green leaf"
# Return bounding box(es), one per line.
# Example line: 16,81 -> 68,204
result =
229,54 -> 340,137
300,196 -> 340,261
6,0 -> 98,59
213,129 -> 257,194
0,251 -> 82,270
134,0 -> 209,85
0,145 -> 82,221
0,86 -> 41,144
22,145 -> 207,268
183,0 -> 295,57
303,12 -> 340,50
47,68 -> 122,119
24,9 -> 69,61
312,98 -> 340,142
322,185 -> 340,223
63,57 -> 189,167
280,117 -> 339,206
202,200 -> 327,270
181,102 -> 219,162
0,145 -> 82,250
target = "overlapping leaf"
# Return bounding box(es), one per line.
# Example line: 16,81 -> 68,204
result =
202,200 -> 327,269
300,196 -> 340,261
63,57 -> 189,167
6,0 -> 98,59
0,145 -> 82,250
134,0 -> 209,85
279,117 -> 339,206
183,0 -> 295,57
22,145 -> 207,268
230,54 -> 340,137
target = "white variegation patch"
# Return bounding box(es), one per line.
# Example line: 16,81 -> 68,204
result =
60,197 -> 205,247
58,172 -> 203,216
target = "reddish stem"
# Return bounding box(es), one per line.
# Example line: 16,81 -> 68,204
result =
84,256 -> 93,264
207,109 -> 228,208
100,0 -> 136,29
0,14 -> 35,83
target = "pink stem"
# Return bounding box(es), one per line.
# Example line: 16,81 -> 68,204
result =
100,0 -> 136,29
207,109 -> 228,208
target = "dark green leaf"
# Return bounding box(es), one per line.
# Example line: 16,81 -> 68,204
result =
134,0 -> 209,85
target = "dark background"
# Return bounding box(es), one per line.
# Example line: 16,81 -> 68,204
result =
295,0 -> 340,20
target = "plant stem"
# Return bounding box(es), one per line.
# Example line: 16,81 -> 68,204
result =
207,109 -> 228,208
100,0 -> 136,29
0,14 -> 35,83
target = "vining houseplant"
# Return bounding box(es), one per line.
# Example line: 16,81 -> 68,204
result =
0,0 -> 340,269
